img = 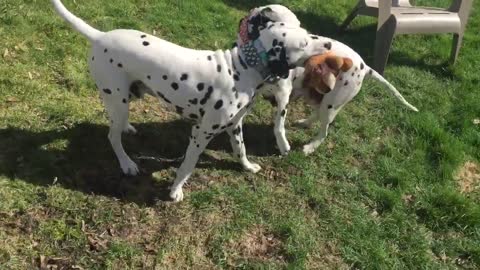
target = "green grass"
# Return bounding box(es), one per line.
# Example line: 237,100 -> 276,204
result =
1,0 -> 480,269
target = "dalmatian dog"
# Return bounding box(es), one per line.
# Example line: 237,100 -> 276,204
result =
51,0 -> 331,201
242,5 -> 418,155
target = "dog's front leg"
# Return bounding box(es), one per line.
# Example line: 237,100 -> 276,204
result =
227,119 -> 261,173
273,78 -> 293,155
169,125 -> 214,202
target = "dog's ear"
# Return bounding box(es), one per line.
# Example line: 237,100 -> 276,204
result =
340,57 -> 353,72
247,7 -> 275,40
267,45 -> 291,79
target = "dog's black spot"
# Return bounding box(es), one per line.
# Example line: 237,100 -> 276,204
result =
238,55 -> 248,70
256,83 -> 264,90
217,65 -> 222,72
310,35 -> 319,40
236,139 -> 240,145
91,56 -> 94,61
360,63 -> 365,70
278,41 -> 284,47
344,81 -> 349,86
147,75 -> 151,80
369,69 -> 373,75
197,83 -> 205,91
280,22 -> 285,26
206,135 -> 212,140
233,74 -> 240,81
228,69 -> 232,75
221,125 -> 227,130
328,105 -> 333,109
117,63 -> 123,68
272,39 -> 278,46
230,114 -> 234,118
163,75 -> 168,80
293,76 -> 297,81
212,124 -> 219,130
233,126 -> 241,135
351,72 -> 355,76
104,48 -> 108,53
358,74 -> 361,78
143,41 -> 150,46
237,102 -> 242,109
282,33 -> 286,37
117,88 -> 120,91
199,108 -> 205,116
122,98 -> 127,103
103,88 -> 112,94
268,24 -> 275,29
196,144 -> 200,148
189,98 -> 198,105
110,58 -> 113,63
214,99 -> 223,110
189,114 -> 198,119
200,86 -> 214,105
180,73 -> 188,81
281,109 -> 286,117
195,125 -> 199,129
227,122 -> 234,127
207,55 -> 212,61
171,82 -> 179,90
175,106 -> 184,114
237,154 -> 241,158
141,34 -> 147,38
324,42 -> 332,50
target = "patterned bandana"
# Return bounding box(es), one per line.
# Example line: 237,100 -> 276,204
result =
237,10 -> 276,82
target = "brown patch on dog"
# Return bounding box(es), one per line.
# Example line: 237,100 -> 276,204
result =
455,161 -> 480,194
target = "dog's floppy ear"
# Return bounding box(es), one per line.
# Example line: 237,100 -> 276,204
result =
340,57 -> 353,72
267,45 -> 291,79
247,7 -> 275,40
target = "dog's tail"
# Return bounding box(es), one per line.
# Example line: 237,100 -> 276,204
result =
366,67 -> 419,112
51,0 -> 103,41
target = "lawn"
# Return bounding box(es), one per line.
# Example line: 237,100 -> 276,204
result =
1,0 -> 479,269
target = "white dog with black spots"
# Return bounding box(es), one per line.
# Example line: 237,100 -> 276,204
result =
51,0 -> 331,201
245,5 -> 418,155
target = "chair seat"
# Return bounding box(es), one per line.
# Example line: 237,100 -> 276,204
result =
391,7 -> 461,34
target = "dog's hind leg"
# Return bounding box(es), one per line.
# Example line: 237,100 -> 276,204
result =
302,106 -> 341,155
89,56 -> 138,175
169,123 -> 216,202
226,118 -> 261,173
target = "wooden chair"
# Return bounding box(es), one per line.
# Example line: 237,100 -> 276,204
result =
340,0 -> 473,74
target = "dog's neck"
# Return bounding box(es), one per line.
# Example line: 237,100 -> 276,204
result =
227,47 -> 266,93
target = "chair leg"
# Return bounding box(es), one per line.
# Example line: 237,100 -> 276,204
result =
374,19 -> 396,75
450,33 -> 464,64
339,7 -> 360,32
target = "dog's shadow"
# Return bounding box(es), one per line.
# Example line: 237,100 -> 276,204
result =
0,120 -> 278,206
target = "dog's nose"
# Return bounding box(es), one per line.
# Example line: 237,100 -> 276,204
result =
324,42 -> 332,50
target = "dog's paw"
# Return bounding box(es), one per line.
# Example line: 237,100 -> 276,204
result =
123,124 -> 137,134
279,143 -> 291,156
120,158 -> 139,176
302,144 -> 316,155
169,188 -> 184,202
294,119 -> 311,129
244,162 -> 262,173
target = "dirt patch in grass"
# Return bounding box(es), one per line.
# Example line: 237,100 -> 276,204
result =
228,225 -> 285,265
455,161 -> 480,194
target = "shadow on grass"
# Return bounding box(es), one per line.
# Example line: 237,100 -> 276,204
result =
0,120 -> 277,206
